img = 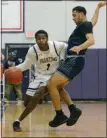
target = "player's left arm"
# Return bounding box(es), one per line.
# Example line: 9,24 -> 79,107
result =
91,1 -> 106,27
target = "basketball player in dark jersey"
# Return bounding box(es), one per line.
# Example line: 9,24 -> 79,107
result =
47,2 -> 106,127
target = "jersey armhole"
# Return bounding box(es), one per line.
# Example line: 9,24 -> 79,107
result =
53,41 -> 59,57
33,46 -> 38,60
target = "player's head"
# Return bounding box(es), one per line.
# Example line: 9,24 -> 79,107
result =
35,30 -> 48,49
72,6 -> 87,24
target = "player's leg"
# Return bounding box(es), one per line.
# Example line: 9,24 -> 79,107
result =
23,79 -> 41,107
47,72 -> 70,127
12,76 -> 49,131
24,94 -> 33,107
24,90 -> 45,106
12,86 -> 47,132
23,76 -> 49,106
47,57 -> 85,127
58,87 -> 82,126
58,87 -> 73,105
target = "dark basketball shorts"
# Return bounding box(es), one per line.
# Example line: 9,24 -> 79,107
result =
57,56 -> 85,80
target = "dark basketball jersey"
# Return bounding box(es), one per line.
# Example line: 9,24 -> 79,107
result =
67,21 -> 93,56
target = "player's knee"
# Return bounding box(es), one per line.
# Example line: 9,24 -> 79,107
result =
47,80 -> 57,89
39,90 -> 44,97
47,82 -> 51,90
34,86 -> 46,99
58,87 -> 63,92
24,98 -> 31,107
39,86 -> 46,93
31,91 -> 44,104
24,95 -> 32,107
24,101 -> 28,107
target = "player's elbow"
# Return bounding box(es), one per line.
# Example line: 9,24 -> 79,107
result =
91,39 -> 95,45
86,34 -> 95,46
89,38 -> 95,46
91,21 -> 97,27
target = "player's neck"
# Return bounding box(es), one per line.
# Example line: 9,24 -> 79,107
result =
39,45 -> 49,51
81,17 -> 87,22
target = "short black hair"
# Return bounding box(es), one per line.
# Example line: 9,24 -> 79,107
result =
35,30 -> 48,39
72,6 -> 87,15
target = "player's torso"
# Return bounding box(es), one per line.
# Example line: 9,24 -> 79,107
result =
33,41 -> 59,75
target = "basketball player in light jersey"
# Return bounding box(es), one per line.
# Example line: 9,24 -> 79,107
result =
12,30 -> 68,131
19,30 -> 67,107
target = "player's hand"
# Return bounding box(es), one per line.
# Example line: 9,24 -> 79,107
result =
8,66 -> 16,69
97,1 -> 107,9
4,67 -> 16,73
70,46 -> 81,54
7,67 -> 21,73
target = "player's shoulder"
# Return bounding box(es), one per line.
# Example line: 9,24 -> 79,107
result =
80,21 -> 93,28
50,41 -> 67,46
48,41 -> 61,47
28,44 -> 37,53
48,41 -> 54,45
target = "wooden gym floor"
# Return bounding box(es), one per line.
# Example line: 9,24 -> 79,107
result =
1,102 -> 106,137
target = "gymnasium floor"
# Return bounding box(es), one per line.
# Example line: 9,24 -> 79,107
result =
1,102 -> 106,137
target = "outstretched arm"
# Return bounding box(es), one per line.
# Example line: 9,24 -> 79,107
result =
16,47 -> 37,71
91,1 -> 107,27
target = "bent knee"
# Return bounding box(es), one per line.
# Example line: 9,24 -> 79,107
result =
35,86 -> 47,98
24,101 -> 28,107
39,86 -> 46,92
58,87 -> 63,92
47,80 -> 58,89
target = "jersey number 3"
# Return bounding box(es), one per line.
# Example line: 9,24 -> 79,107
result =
47,63 -> 50,70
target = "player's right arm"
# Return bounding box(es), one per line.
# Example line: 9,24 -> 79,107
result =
16,47 -> 37,71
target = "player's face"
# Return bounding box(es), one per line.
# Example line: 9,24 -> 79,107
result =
72,10 -> 83,24
36,34 -> 48,49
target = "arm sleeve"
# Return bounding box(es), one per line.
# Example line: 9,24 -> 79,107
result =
54,41 -> 68,60
16,47 -> 37,71
80,22 -> 93,35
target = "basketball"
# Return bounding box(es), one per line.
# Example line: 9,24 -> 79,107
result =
5,67 -> 23,84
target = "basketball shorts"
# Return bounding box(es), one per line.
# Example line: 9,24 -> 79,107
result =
26,74 -> 51,96
57,56 -> 85,80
